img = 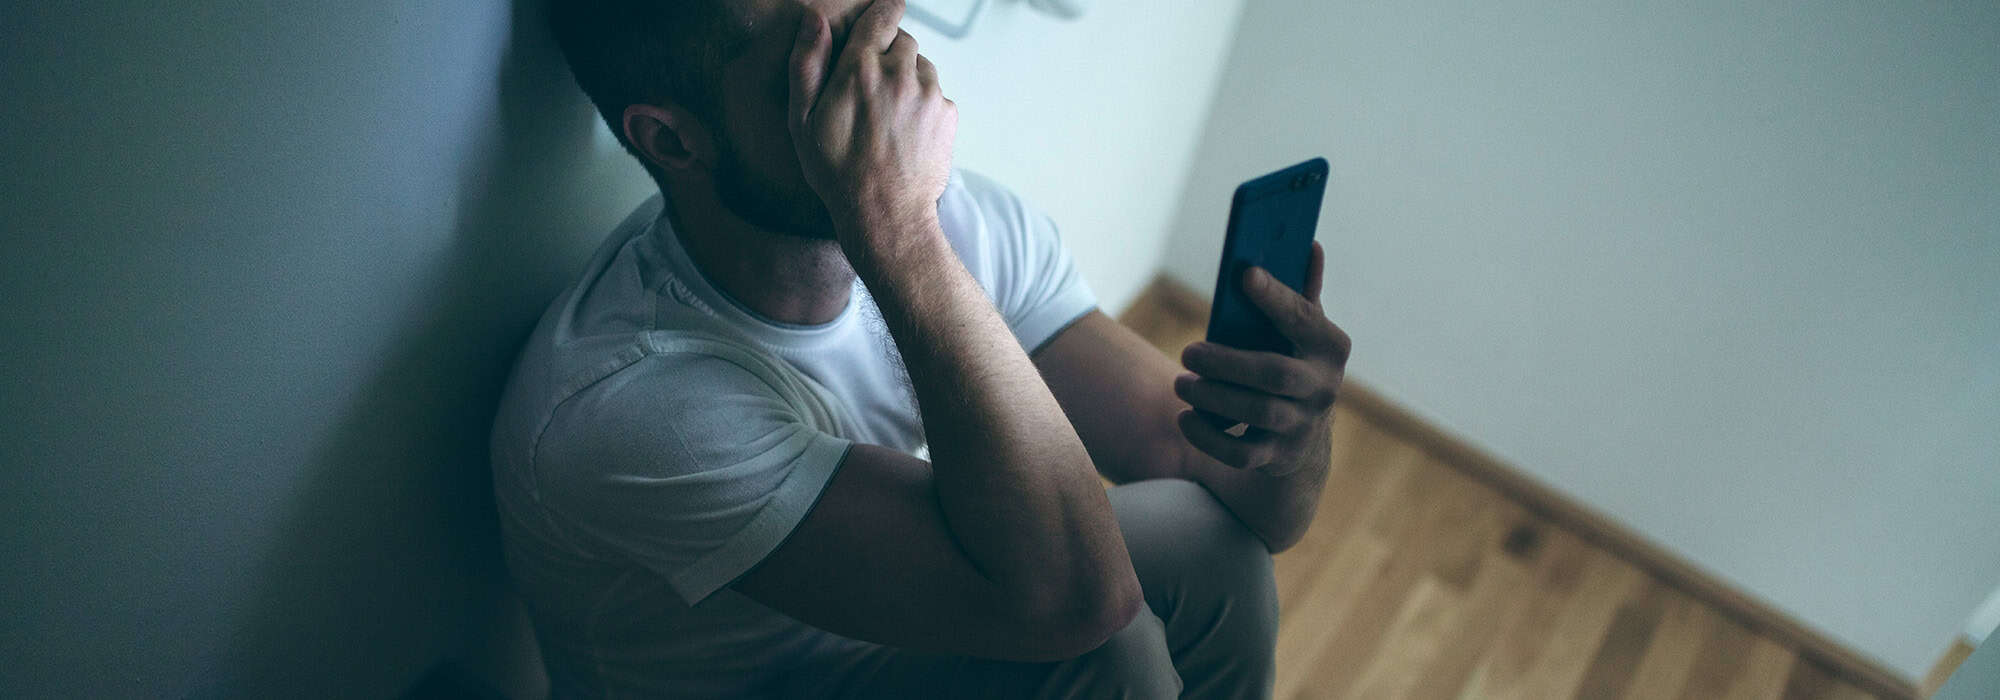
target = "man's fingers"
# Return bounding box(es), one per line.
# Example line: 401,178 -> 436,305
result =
886,29 -> 918,69
788,9 -> 831,131
848,0 -> 905,61
1305,241 -> 1325,301
1177,410 -> 1280,470
1181,342 -> 1318,400
1327,316 -> 1352,364
1174,374 -> 1307,432
1241,265 -> 1338,355
915,54 -> 939,90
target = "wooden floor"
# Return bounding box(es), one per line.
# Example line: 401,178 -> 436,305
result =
1119,294 -> 1890,700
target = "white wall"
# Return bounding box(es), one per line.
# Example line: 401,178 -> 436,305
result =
1159,0 -> 1999,680
907,0 -> 1248,314
0,1 -> 1249,696
1969,585 -> 2000,645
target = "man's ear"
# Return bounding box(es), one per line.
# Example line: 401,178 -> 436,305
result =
622,103 -> 717,174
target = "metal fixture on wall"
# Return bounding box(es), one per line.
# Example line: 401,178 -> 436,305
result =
906,0 -> 1089,39
1025,0 -> 1090,20
906,0 -> 987,38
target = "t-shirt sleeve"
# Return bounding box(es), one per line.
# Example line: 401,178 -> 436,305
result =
532,349 -> 852,606
952,170 -> 1100,354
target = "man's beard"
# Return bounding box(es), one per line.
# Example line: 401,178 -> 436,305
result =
710,135 -> 840,241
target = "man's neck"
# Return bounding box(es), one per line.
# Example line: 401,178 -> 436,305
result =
661,186 -> 856,327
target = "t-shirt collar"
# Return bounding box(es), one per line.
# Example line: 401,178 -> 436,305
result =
643,205 -> 865,350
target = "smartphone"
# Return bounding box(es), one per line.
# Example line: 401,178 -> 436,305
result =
1205,157 -> 1329,357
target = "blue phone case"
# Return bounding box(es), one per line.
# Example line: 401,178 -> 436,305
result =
1205,157 -> 1329,356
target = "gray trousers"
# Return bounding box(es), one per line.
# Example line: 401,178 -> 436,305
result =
779,478 -> 1281,699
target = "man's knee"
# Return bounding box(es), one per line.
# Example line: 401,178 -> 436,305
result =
1108,479 -> 1280,668
1060,608 -> 1181,699
1111,478 -> 1276,592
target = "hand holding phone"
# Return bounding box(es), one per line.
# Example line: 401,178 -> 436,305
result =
1175,158 -> 1352,477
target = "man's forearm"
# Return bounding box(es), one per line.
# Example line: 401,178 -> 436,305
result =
1027,310 -> 1334,553
845,218 -> 1141,619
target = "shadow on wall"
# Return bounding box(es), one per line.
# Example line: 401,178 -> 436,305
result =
203,2 -> 607,697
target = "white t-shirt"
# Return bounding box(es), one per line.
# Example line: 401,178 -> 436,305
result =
488,170 -> 1098,698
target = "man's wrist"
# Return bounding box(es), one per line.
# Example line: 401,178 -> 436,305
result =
838,209 -> 947,276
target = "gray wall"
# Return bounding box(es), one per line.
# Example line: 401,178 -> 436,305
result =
1,2 -> 655,696
1158,0 -> 2000,679
1937,637 -> 2000,700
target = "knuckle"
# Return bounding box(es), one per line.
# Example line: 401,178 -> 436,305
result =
1259,364 -> 1293,391
1254,366 -> 1282,390
1282,365 -> 1313,391
1299,372 -> 1325,396
1291,297 -> 1319,325
1231,399 -> 1260,425
1253,401 -> 1286,428
1276,404 -> 1307,430
1309,385 -> 1337,411
1248,280 -> 1278,308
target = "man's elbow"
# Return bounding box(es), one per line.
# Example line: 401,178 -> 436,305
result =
1007,576 -> 1148,662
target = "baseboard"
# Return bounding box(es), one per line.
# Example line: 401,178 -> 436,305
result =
1921,637 -> 1977,698
1118,275 -> 1921,700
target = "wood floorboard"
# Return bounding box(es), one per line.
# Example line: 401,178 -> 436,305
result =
1573,581 -> 1671,700
1825,681 -> 1881,700
1725,638 -> 1803,700
1344,576 -> 1462,699
1676,614 -> 1760,700
1778,659 -> 1840,700
1116,288 -> 1894,700
1335,466 -> 1496,699
1289,455 -> 1453,699
1508,549 -> 1648,699
1400,539 -> 1538,700
1274,413 -> 1390,611
1619,591 -> 1711,700
1272,534 -> 1393,699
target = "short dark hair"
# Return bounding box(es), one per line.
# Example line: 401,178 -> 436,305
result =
547,1 -> 748,179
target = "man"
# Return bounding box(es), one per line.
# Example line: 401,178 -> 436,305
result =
489,0 -> 1354,697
